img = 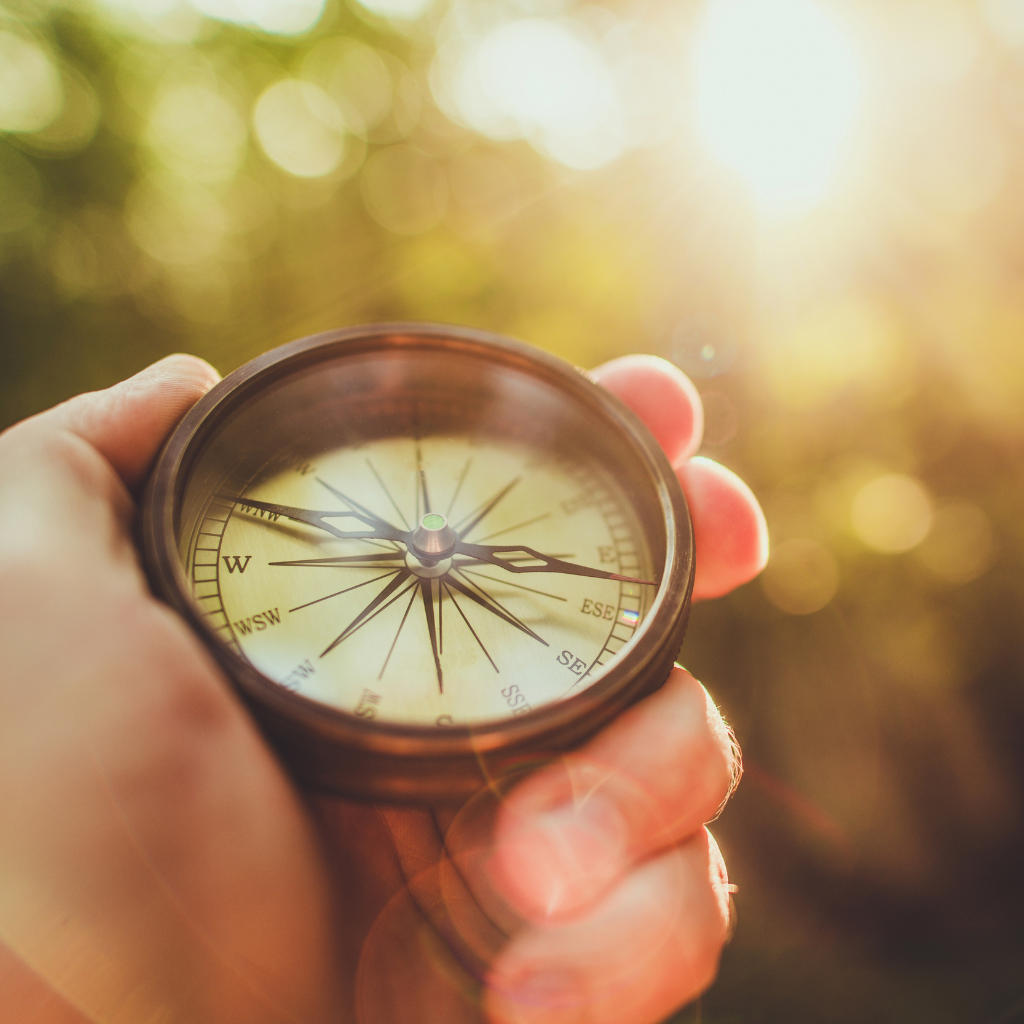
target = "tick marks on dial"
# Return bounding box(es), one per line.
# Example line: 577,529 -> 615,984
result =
561,492 -> 596,516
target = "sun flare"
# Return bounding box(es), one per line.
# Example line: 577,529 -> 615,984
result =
694,0 -> 863,212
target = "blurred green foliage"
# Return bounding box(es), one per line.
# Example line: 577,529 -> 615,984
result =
4,0 -> 1024,1020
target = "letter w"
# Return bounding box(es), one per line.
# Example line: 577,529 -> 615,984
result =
223,555 -> 251,574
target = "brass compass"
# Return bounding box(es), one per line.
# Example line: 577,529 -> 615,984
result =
142,324 -> 694,801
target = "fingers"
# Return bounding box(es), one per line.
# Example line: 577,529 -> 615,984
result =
488,668 -> 738,924
0,354 -> 221,574
0,358 -> 345,1022
592,355 -> 767,602
27,353 -> 221,491
485,830 -> 731,1024
0,568 -> 344,1022
590,355 -> 704,465
680,457 -> 768,601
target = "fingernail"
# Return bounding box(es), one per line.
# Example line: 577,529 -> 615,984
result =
491,798 -> 628,920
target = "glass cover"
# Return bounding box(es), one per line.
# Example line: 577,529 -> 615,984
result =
174,342 -> 664,727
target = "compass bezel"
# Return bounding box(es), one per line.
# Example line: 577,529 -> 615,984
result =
142,323 -> 694,802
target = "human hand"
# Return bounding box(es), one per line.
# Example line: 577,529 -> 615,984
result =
0,352 -> 765,1023
327,355 -> 766,1024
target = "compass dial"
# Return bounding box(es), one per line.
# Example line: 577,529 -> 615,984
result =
145,325 -> 693,799
187,433 -> 654,727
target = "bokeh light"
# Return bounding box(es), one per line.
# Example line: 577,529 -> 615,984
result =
431,5 -> 683,171
915,501 -> 995,584
127,176 -> 229,265
851,474 -> 933,554
189,0 -> 327,35
146,84 -> 247,182
353,0 -> 433,20
0,31 -> 62,133
761,537 -> 839,614
301,37 -> 393,137
694,0 -> 863,211
253,80 -> 348,177
27,64 -> 101,154
361,144 -> 447,234
3,0 -> 1024,1018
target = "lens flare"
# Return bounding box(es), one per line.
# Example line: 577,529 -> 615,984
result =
693,0 -> 863,212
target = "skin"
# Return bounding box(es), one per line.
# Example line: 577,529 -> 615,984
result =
0,353 -> 767,1024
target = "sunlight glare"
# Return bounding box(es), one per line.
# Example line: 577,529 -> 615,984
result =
694,0 -> 863,212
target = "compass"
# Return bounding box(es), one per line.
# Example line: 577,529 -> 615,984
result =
142,324 -> 694,802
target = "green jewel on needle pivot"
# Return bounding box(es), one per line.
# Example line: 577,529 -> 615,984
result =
407,512 -> 458,577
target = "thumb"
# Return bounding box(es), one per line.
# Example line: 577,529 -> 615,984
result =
38,354 -> 221,491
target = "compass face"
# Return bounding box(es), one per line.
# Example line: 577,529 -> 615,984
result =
146,326 -> 693,798
187,433 -> 653,727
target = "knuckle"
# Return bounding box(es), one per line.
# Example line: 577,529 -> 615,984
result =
678,837 -> 731,995
694,688 -> 742,819
0,423 -> 131,558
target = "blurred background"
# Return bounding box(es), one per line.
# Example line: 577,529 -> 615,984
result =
2,0 -> 1024,1019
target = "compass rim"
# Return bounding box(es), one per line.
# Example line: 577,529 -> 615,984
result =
142,322 -> 695,801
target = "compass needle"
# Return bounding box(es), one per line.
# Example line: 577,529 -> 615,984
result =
476,512 -> 552,544
225,495 -> 408,544
420,579 -> 443,693
379,587 -> 419,680
149,326 -> 692,798
446,458 -> 472,518
316,476 -> 392,525
363,461 -> 412,532
443,582 -> 498,673
454,476 -> 520,539
321,570 -> 415,657
416,440 -> 433,516
270,552 -> 407,567
455,541 -> 657,586
458,567 -> 568,601
445,574 -> 548,647
288,570 -> 400,613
